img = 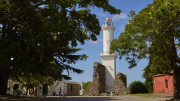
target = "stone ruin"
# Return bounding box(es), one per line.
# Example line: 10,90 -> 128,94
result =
115,72 -> 131,95
83,62 -> 131,96
83,62 -> 106,96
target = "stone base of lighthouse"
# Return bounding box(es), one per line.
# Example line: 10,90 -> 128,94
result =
100,53 -> 116,92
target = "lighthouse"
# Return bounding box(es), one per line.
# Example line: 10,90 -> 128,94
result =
100,17 -> 117,92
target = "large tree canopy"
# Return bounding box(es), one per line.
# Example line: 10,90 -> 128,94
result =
110,0 -> 180,99
0,0 -> 121,95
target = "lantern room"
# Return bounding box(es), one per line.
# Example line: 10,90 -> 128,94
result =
103,17 -> 113,27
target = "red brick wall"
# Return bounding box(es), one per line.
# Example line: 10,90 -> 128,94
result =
153,75 -> 173,94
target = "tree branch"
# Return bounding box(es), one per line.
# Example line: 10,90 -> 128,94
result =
157,23 -> 173,39
0,2 -> 44,22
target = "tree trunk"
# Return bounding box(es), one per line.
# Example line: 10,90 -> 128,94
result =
26,87 -> 28,95
0,74 -> 9,95
173,70 -> 180,100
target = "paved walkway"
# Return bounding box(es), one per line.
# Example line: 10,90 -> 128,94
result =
0,95 -> 174,101
29,96 -> 173,101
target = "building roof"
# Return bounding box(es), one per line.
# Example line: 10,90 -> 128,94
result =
153,73 -> 173,77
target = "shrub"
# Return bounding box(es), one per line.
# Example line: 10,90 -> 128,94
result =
129,81 -> 148,94
144,78 -> 153,93
83,81 -> 92,90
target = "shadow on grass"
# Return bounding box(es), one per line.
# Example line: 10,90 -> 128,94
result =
0,95 -> 39,101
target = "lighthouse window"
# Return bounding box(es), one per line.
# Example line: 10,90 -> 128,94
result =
107,41 -> 108,44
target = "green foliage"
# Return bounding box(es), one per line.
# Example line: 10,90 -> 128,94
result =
129,81 -> 148,94
10,74 -> 53,95
127,10 -> 136,18
141,55 -> 171,93
0,0 -> 121,94
144,77 -> 153,93
83,81 -> 92,90
110,0 -> 180,99
110,0 -> 180,69
142,65 -> 154,93
12,74 -> 55,95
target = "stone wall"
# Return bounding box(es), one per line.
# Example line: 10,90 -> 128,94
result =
66,83 -> 80,96
115,72 -> 131,95
83,62 -> 106,96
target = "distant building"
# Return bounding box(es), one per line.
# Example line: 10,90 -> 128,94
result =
6,78 -> 83,96
153,74 -> 175,94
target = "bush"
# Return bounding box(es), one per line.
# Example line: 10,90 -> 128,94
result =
129,81 -> 148,94
144,78 -> 153,93
83,81 -> 92,90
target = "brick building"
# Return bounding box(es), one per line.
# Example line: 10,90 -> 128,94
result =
153,74 -> 174,94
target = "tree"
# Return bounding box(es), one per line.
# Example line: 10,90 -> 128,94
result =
0,0 -> 121,95
129,81 -> 148,94
142,55 -> 171,93
110,0 -> 180,99
83,81 -> 92,90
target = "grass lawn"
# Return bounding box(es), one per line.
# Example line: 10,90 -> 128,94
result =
119,93 -> 164,97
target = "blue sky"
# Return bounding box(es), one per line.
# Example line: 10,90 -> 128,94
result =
63,0 -> 153,86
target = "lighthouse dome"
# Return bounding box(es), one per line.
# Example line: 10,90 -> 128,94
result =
104,17 -> 113,26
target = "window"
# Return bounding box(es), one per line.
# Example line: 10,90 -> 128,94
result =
165,79 -> 168,88
80,86 -> 81,90
71,85 -> 72,91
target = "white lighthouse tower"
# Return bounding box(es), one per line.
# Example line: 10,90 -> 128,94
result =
100,17 -> 117,93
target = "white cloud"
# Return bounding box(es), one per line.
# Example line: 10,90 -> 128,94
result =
113,13 -> 128,21
119,21 -> 130,30
98,12 -> 107,17
119,25 -> 125,30
88,38 -> 103,45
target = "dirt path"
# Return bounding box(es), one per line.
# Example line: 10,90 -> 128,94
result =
0,94 -> 175,101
